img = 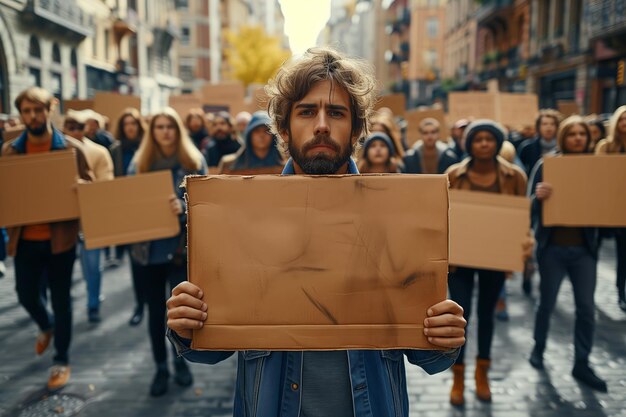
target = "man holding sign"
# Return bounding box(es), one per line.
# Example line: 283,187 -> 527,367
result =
1,87 -> 92,390
166,47 -> 466,417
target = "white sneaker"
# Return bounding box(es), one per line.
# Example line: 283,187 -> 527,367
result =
0,260 -> 5,278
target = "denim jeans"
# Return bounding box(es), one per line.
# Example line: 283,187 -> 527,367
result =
534,245 -> 597,361
14,240 -> 75,364
616,230 -> 626,301
0,228 -> 6,261
448,267 -> 505,363
78,241 -> 102,310
134,262 -> 185,365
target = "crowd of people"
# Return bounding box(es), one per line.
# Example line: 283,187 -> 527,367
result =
0,46 -> 624,416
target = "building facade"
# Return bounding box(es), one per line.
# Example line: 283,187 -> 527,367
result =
443,0 -> 478,87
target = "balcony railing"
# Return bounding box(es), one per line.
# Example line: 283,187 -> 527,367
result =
23,0 -> 93,38
587,0 -> 626,39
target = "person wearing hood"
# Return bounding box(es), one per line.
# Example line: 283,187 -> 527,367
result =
201,111 -> 243,168
445,120 -> 530,406
185,108 -> 210,149
402,118 -> 459,174
595,105 -> 626,312
109,107 -> 148,325
234,111 -> 252,142
518,109 -> 562,176
357,132 -> 401,173
528,116 -> 607,392
449,118 -> 470,160
219,111 -> 285,173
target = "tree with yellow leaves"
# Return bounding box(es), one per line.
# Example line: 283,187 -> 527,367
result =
224,25 -> 292,87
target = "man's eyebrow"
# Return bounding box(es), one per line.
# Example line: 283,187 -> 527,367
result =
294,103 -> 349,112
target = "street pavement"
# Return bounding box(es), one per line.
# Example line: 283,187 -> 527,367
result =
0,240 -> 624,417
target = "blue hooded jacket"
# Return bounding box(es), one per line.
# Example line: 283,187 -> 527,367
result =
231,111 -> 284,171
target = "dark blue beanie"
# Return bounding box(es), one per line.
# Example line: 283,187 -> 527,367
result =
363,132 -> 395,157
463,119 -> 506,157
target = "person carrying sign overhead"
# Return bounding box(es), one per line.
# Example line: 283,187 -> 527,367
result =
165,47 -> 466,417
1,87 -> 92,390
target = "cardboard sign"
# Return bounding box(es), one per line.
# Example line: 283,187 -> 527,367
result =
0,150 -> 79,227
404,108 -> 448,147
77,171 -> 180,249
187,174 -> 449,351
557,100 -> 580,116
169,95 -> 203,119
498,93 -> 539,129
3,125 -> 25,142
63,99 -> 95,112
543,155 -> 626,226
93,92 -> 141,130
449,190 -> 530,272
375,94 -> 406,117
448,92 -> 538,130
199,82 -> 246,115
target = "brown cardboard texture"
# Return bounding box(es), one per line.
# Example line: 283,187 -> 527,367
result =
543,155 -> 626,227
557,100 -> 580,116
77,171 -> 180,249
448,92 -> 538,130
374,94 -> 406,117
93,92 -> 141,130
0,150 -> 79,227
169,95 -> 203,119
449,190 -> 530,272
187,174 -> 450,351
198,81 -> 247,115
3,125 -> 25,141
448,92 -> 498,123
63,99 -> 95,112
405,108 -> 447,147
498,93 -> 538,130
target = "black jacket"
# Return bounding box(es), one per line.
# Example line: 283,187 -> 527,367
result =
401,142 -> 459,174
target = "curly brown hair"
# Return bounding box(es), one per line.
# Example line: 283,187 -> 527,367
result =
265,47 -> 377,154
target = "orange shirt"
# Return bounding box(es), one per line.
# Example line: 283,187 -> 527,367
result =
21,138 -> 52,241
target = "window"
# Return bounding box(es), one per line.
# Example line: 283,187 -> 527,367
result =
175,0 -> 189,10
29,36 -> 41,59
554,0 -> 564,36
179,62 -> 194,81
427,17 -> 438,38
104,29 -> 110,60
181,26 -> 191,45
52,43 -> 61,64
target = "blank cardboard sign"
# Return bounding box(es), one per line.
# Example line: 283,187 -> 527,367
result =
449,190 -> 530,272
543,155 -> 626,227
0,150 -> 80,227
77,171 -> 180,249
186,174 -> 450,351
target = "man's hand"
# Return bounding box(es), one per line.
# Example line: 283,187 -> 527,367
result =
522,231 -> 535,261
535,182 -> 552,201
166,282 -> 207,340
170,194 -> 183,215
423,299 -> 466,349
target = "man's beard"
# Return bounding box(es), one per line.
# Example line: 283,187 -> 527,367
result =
213,130 -> 230,141
26,123 -> 47,136
289,134 -> 352,175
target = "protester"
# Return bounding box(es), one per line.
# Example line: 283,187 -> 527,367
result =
201,111 -> 242,167
402,118 -> 458,174
528,115 -> 607,391
595,105 -> 626,312
445,119 -> 529,406
109,107 -> 148,325
586,117 -> 606,152
185,108 -> 210,149
82,109 -> 115,149
518,109 -> 562,176
357,131 -> 401,173
370,110 -> 405,156
221,110 -> 285,173
449,118 -> 470,160
166,47 -> 466,417
1,87 -> 92,390
128,107 -> 207,397
64,110 -> 114,323
234,111 -> 252,142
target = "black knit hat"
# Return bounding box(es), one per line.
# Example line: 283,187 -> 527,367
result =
363,132 -> 396,157
463,119 -> 507,157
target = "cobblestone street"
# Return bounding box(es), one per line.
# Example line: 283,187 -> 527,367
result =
0,241 -> 624,417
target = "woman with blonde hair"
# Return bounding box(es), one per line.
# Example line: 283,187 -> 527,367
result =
529,116 -> 606,391
595,105 -> 626,311
129,107 -> 207,397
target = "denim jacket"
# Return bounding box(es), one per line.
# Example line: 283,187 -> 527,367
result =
167,157 -> 458,416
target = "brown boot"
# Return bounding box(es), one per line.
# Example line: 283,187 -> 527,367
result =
475,358 -> 492,402
450,364 -> 465,406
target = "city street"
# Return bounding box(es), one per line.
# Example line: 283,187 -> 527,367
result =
0,241 -> 624,417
